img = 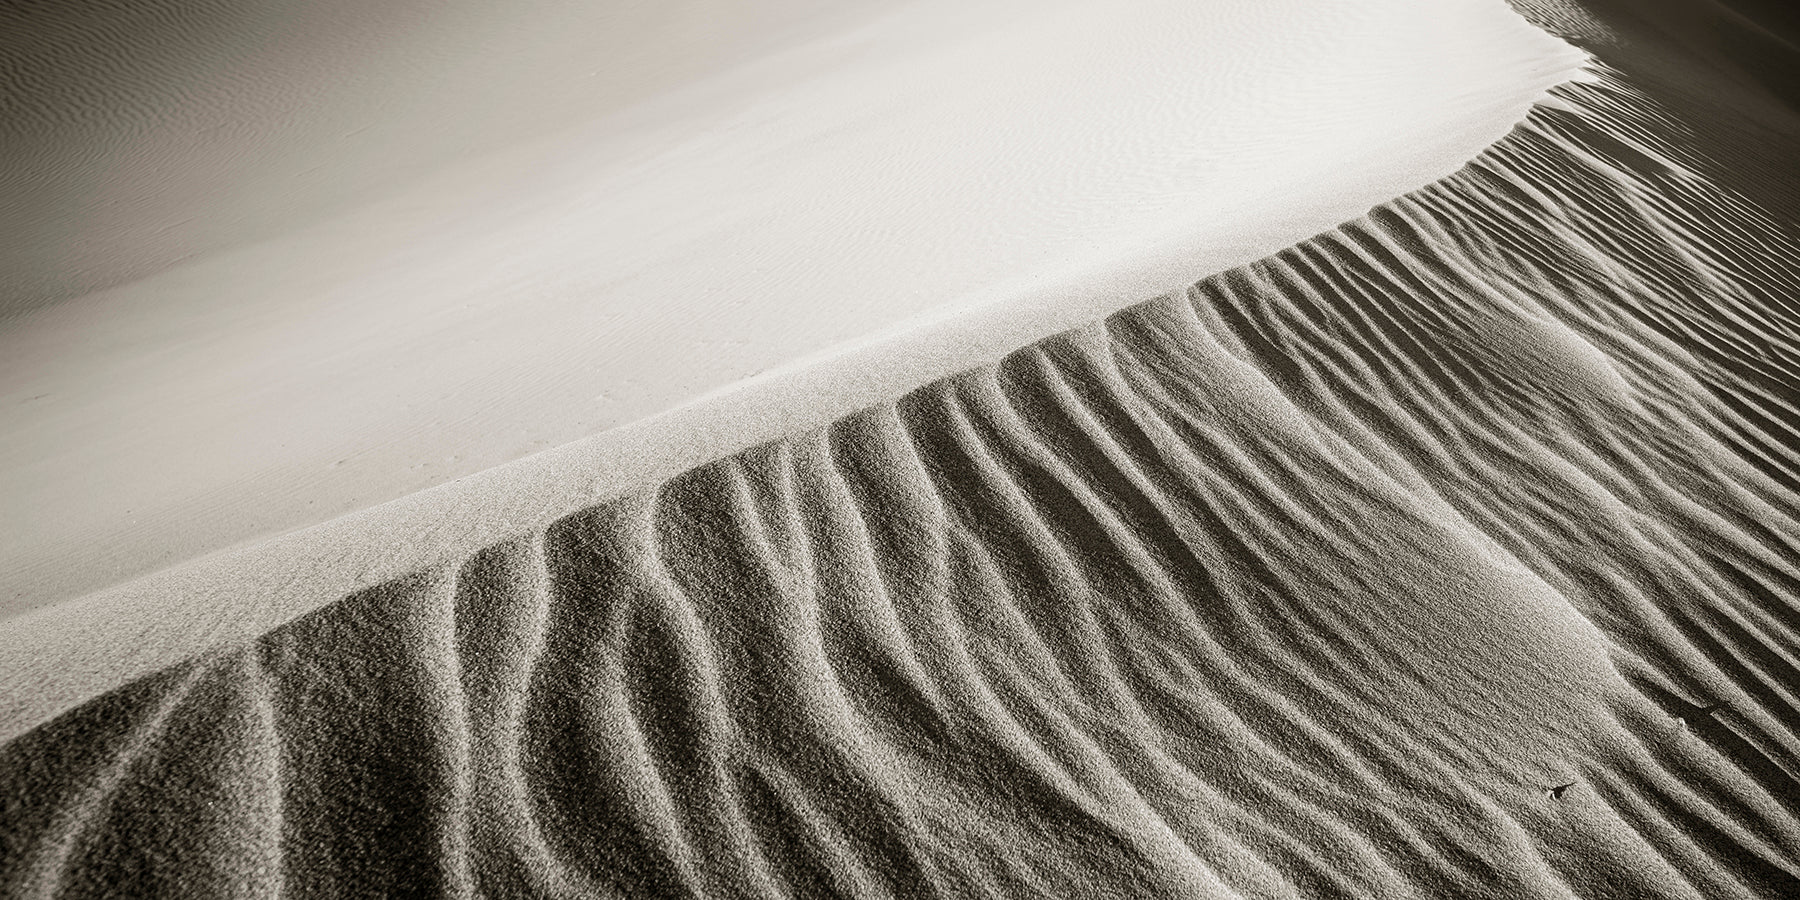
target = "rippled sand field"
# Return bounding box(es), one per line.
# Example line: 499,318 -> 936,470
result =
4,1 -> 1799,898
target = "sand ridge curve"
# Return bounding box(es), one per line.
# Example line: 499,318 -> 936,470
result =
0,0 -> 1587,612
2,66 -> 1798,897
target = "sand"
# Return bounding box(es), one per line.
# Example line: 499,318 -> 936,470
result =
4,0 -> 1800,897
0,0 -> 1584,612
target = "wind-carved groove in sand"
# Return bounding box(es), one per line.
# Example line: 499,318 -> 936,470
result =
4,67 -> 1800,898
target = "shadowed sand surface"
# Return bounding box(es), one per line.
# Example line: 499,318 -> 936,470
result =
5,1 -> 1800,898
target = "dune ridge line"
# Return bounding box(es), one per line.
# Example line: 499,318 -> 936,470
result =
3,59 -> 1799,896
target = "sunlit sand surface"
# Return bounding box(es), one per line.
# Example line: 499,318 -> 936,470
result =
1,0 -> 1581,610
3,0 -> 1798,897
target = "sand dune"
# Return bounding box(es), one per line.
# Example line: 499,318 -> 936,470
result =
4,51 -> 1798,897
0,0 -> 1585,612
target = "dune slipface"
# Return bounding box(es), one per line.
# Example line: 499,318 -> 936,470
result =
4,49 -> 1799,897
0,0 -> 1586,613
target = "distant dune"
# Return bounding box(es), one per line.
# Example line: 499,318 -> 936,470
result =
5,0 -> 1800,897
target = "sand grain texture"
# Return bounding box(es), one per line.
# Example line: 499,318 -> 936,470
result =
4,57 -> 1799,896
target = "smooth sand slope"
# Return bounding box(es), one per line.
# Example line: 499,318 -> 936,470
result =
0,0 -> 1584,610
0,0 -> 893,316
5,0 -> 1800,898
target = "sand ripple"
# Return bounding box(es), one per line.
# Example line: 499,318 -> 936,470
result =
4,69 -> 1798,899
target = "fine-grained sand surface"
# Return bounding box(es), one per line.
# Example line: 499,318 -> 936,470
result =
5,0 -> 1800,897
0,0 -> 1584,611
7,53 -> 1800,900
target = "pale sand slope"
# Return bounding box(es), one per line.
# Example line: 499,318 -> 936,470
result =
0,0 -> 1585,611
0,0 -> 893,315
4,39 -> 1800,900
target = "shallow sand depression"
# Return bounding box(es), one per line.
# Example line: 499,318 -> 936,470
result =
1,0 -> 1584,613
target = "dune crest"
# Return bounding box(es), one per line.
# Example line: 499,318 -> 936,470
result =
4,66 -> 1798,896
0,0 -> 1586,612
